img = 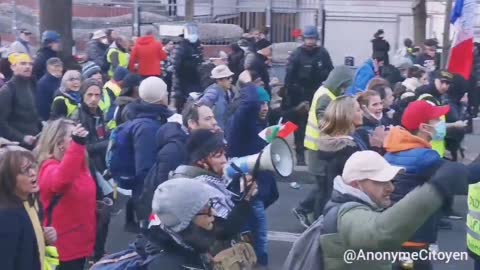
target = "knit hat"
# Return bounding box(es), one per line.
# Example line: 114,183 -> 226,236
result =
257,87 -> 271,103
152,178 -> 223,233
139,76 -> 168,104
82,61 -> 102,79
187,129 -> 226,163
121,73 -> 142,96
323,66 -> 354,94
113,67 -> 129,82
80,78 -> 103,99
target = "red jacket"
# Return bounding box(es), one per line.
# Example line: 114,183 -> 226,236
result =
39,142 -> 97,261
129,35 -> 167,76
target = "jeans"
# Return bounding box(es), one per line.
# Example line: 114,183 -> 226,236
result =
245,199 -> 268,266
475,259 -> 480,270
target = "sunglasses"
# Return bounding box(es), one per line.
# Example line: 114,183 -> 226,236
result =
195,200 -> 214,217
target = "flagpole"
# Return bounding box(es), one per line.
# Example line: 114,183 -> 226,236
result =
442,0 -> 454,69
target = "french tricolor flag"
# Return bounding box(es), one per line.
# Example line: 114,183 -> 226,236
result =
448,0 -> 475,80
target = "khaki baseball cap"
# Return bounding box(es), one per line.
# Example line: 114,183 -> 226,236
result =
342,151 -> 403,184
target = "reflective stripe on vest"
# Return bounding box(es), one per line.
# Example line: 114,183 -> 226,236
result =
418,94 -> 446,157
304,86 -> 336,151
107,48 -> 129,78
467,183 -> 480,256
53,96 -> 77,118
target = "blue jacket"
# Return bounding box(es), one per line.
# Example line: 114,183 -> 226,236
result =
124,100 -> 173,194
36,73 -> 61,121
384,147 -> 443,243
347,59 -> 375,96
227,83 -> 279,208
199,83 -> 230,130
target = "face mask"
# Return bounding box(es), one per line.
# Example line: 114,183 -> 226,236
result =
432,121 -> 447,140
180,223 -> 216,253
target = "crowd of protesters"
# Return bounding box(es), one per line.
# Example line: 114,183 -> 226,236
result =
0,23 -> 479,270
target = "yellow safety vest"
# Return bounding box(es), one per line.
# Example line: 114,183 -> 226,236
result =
467,183 -> 480,256
417,93 -> 446,157
304,86 -> 336,151
107,47 -> 129,78
99,81 -> 121,116
53,96 -> 78,118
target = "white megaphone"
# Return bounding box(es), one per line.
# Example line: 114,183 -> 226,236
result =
224,138 -> 294,179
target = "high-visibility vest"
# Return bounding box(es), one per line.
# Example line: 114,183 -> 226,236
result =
99,81 -> 121,116
304,86 -> 336,151
417,93 -> 446,157
53,96 -> 78,118
107,47 -> 129,78
467,183 -> 480,256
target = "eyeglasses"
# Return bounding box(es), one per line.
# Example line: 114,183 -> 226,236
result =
19,162 -> 38,175
196,200 -> 214,217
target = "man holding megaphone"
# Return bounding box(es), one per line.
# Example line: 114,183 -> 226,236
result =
226,72 -> 283,268
170,129 -> 259,254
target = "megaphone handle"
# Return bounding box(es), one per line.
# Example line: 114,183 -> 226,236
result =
252,150 -> 264,179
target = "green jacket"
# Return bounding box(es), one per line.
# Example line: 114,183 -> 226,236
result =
320,178 -> 443,270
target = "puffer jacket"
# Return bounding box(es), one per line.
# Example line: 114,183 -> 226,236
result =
86,40 -> 109,72
348,59 -> 376,96
172,39 -> 203,99
383,127 -> 443,244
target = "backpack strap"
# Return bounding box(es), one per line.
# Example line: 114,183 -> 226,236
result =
321,201 -> 364,234
45,195 -> 63,227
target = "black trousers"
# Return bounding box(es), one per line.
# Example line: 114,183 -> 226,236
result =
58,258 -> 86,270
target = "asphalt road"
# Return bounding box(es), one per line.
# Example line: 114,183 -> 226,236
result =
105,134 -> 480,269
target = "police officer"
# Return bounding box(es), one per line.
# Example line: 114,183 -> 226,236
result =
284,25 -> 333,164
172,23 -> 203,113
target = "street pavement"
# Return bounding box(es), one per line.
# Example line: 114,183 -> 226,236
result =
105,134 -> 480,269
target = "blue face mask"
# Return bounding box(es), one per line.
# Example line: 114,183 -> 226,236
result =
432,121 -> 446,140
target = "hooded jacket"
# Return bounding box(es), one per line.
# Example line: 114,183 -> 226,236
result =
0,76 -> 40,145
313,66 -> 354,121
226,83 -> 279,208
383,127 -> 443,244
319,175 -> 446,270
123,100 -> 173,193
137,122 -> 188,222
129,35 -> 167,77
348,59 -> 376,96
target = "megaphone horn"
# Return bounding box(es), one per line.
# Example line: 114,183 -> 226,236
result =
225,138 -> 294,179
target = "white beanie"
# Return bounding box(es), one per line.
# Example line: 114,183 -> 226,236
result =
139,77 -> 168,104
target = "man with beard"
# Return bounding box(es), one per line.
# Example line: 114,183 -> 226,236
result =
0,53 -> 40,149
284,25 -> 333,164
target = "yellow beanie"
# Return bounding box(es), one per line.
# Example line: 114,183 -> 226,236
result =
8,53 -> 32,65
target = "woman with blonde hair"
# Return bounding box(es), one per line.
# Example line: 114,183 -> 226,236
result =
36,119 -> 96,270
308,96 -> 364,219
50,70 -> 82,119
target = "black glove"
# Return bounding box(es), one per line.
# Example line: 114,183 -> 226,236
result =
429,160 -> 468,200
72,134 -> 87,145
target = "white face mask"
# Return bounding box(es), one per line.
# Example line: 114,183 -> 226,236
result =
100,38 -> 109,45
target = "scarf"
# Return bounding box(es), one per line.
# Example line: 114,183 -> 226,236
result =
23,200 -> 45,269
195,175 -> 237,219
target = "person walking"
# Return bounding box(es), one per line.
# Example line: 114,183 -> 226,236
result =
128,29 -> 167,78
86,30 -> 109,73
